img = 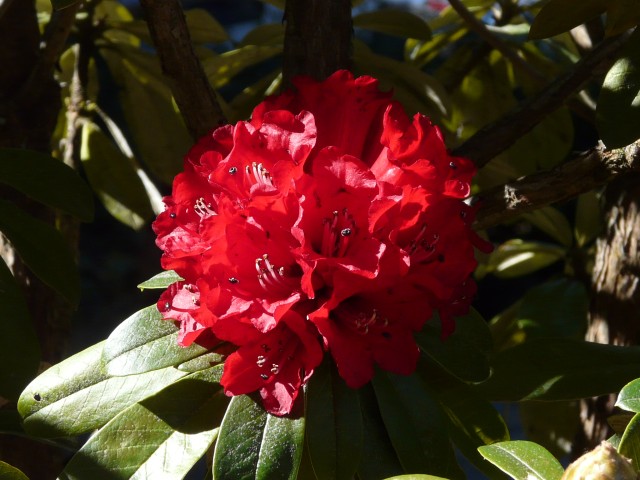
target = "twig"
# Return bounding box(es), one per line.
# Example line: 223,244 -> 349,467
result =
453,32 -> 631,167
138,0 -> 225,139
473,140 -> 640,230
448,0 -> 546,83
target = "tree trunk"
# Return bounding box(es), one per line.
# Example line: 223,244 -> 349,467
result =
573,173 -> 640,456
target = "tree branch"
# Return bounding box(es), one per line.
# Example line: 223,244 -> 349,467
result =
453,32 -> 631,167
138,0 -> 225,140
473,140 -> 640,230
282,0 -> 352,86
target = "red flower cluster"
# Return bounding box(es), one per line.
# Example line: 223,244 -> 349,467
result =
154,71 -> 489,415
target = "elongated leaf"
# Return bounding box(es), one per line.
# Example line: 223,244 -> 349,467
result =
213,394 -> 305,480
574,191 -> 602,247
306,359 -> 362,480
203,45 -> 283,90
59,368 -> 224,480
0,199 -> 80,304
357,385 -> 404,480
529,0 -> 606,39
177,351 -> 225,372
482,239 -> 565,279
103,305 -> 207,376
0,461 -> 29,480
372,371 -> 462,479
0,148 -> 93,221
521,207 -> 573,247
18,341 -> 186,437
137,270 -> 183,290
619,414 -> 640,470
617,378 -> 640,413
475,338 -> 640,401
80,121 -> 154,230
478,441 -> 564,480
184,8 -> 228,43
415,309 -> 492,383
597,28 -> 640,149
353,9 -> 431,40
0,259 -> 40,400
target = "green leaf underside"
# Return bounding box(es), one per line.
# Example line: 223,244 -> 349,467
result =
478,441 -> 564,480
0,199 -> 80,304
18,340 -> 186,438
103,305 -> 207,376
59,368 -> 224,480
137,270 -> 184,290
372,371 -> 463,479
213,394 -> 305,480
306,359 -> 362,480
618,411 -> 640,469
0,258 -> 40,400
0,148 -> 93,221
416,309 -> 492,383
476,338 -> 640,401
0,461 -> 30,480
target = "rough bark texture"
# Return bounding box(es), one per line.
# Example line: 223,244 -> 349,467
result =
282,0 -> 352,86
573,173 -> 640,456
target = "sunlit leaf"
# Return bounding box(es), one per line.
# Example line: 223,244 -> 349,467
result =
18,341 -> 186,437
103,305 -> 207,376
617,378 -> 640,413
478,441 -> 564,480
0,461 -> 29,480
137,270 -> 184,290
482,239 -> 565,279
203,45 -> 283,90
0,148 -> 93,221
0,199 -> 80,304
613,417 -> 640,473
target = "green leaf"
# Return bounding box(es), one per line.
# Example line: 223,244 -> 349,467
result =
357,385 -> 404,480
574,191 -> 602,247
372,371 -> 462,479
137,270 -> 183,290
50,0 -> 79,10
521,207 -> 573,247
213,394 -> 305,480
59,368 -> 224,480
240,23 -> 284,46
0,259 -> 40,400
597,28 -> 640,149
353,9 -> 431,40
0,148 -> 93,221
605,0 -> 640,36
184,8 -> 228,43
177,351 -> 225,372
103,305 -> 207,376
18,341 -> 186,437
478,441 -> 564,480
384,476 -> 450,480
80,121 -> 154,230
0,461 -> 29,480
203,45 -> 283,90
415,309 -> 492,383
476,338 -> 640,401
529,0 -> 606,39
0,199 -> 80,304
306,359 -> 362,480
617,378 -> 640,413
482,239 -> 565,279
519,401 -> 579,458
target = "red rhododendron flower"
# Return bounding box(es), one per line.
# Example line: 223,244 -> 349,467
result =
153,70 -> 490,415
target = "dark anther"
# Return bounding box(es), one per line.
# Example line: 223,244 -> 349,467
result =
228,277 -> 239,284
229,166 -> 238,175
340,228 -> 352,237
438,254 -> 445,262
260,373 -> 268,380
381,332 -> 392,339
170,212 -> 176,219
34,393 -> 41,401
449,161 -> 457,169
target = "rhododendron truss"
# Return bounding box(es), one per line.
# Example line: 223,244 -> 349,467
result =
153,70 -> 491,416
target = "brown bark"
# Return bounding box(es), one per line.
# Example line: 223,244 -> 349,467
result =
282,0 -> 352,86
573,173 -> 640,456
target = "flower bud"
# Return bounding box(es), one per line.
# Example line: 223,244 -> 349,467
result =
562,442 -> 638,480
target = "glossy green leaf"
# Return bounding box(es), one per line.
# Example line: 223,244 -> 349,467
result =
415,309 -> 492,383
213,394 -> 305,480
0,259 -> 40,400
521,207 -> 573,247
306,359 -> 362,480
617,378 -> 640,413
373,371 -> 462,479
59,368 -> 224,480
0,148 -> 93,221
529,0 -> 606,39
0,461 -> 29,480
353,9 -> 431,40
357,385 -> 404,480
103,305 -> 207,376
177,351 -> 225,372
597,28 -> 640,149
80,121 -> 153,230
137,270 -> 183,290
50,0 -> 79,10
482,239 -> 565,279
609,412 -> 635,435
18,341 -> 186,437
0,199 -> 80,304
574,191 -> 602,247
478,441 -> 564,480
203,45 -> 282,90
476,338 -> 640,401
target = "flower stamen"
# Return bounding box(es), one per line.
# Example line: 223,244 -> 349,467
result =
193,197 -> 216,219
